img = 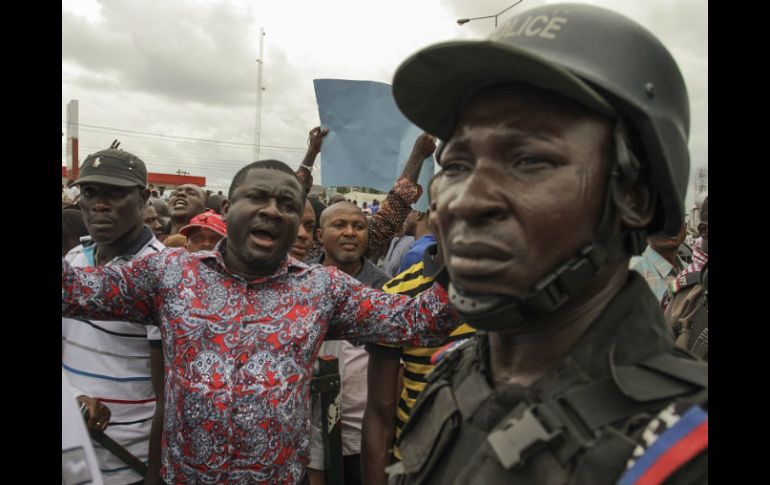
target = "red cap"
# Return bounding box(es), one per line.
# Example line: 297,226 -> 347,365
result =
179,210 -> 227,238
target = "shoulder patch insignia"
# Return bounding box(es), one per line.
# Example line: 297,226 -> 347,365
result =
430,338 -> 470,365
618,404 -> 707,485
668,271 -> 702,295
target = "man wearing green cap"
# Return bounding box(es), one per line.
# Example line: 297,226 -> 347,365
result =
62,148 -> 166,484
387,3 -> 707,484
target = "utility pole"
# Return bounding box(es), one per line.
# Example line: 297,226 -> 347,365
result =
66,100 -> 80,180
254,27 -> 265,162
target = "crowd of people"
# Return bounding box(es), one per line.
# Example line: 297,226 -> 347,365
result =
62,4 -> 707,485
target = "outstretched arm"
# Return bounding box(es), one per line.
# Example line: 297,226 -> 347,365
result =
366,133 -> 436,261
62,251 -> 164,325
325,267 -> 458,347
296,126 -> 329,195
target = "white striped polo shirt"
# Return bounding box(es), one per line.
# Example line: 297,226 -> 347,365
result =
62,228 -> 164,485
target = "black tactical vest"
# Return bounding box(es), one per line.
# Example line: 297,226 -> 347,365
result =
389,276 -> 708,485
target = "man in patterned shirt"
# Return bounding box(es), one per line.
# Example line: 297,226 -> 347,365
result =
62,159 -> 460,484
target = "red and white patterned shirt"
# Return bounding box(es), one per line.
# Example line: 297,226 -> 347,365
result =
62,244 -> 458,484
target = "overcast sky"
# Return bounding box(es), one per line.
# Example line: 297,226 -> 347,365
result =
62,0 -> 707,209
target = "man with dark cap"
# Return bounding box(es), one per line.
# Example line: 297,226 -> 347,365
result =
664,196 -> 708,360
61,148 -> 166,484
387,3 -> 707,484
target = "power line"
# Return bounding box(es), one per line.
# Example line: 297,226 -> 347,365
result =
64,143 -> 320,175
73,143 -> 293,166
61,121 -> 308,152
65,121 -> 307,149
73,144 -> 244,166
75,125 -> 306,153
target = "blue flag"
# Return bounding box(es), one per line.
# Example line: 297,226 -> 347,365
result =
314,79 -> 434,211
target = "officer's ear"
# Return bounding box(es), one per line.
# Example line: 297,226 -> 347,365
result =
610,130 -> 656,230
614,178 -> 656,229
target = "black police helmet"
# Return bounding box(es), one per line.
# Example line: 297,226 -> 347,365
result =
393,3 -> 690,236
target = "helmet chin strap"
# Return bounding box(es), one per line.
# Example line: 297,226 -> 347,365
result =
448,244 -> 608,330
445,123 -> 646,331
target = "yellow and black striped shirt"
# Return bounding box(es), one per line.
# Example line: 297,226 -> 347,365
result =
366,259 -> 474,459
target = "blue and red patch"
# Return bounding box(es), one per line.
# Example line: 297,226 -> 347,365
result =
430,338 -> 469,365
618,406 -> 708,485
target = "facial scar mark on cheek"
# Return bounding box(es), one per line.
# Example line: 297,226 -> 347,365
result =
508,187 -> 535,211
576,166 -> 591,201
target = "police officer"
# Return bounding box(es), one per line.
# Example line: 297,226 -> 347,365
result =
387,3 -> 707,484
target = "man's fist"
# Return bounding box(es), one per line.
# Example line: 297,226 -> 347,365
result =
411,133 -> 436,161
308,126 -> 329,152
77,395 -> 111,434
